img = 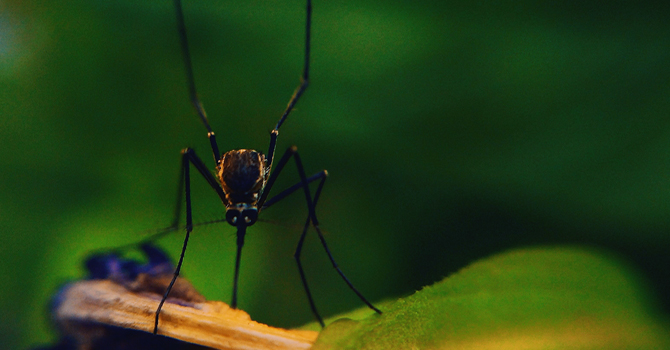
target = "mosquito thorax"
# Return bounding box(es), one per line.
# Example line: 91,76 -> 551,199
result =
218,149 -> 268,204
225,204 -> 259,226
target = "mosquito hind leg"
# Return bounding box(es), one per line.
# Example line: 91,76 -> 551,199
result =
291,151 -> 383,324
293,171 -> 327,327
259,146 -> 382,327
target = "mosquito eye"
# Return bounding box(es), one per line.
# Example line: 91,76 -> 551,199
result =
225,210 -> 238,226
242,209 -> 258,225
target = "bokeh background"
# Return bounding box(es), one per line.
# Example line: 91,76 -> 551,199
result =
1,0 -> 669,348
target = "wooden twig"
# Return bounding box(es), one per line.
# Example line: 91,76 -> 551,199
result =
55,279 -> 318,350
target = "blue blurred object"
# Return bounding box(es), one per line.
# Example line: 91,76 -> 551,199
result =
84,243 -> 173,282
35,244 -> 208,350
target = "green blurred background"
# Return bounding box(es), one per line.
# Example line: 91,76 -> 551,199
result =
1,0 -> 669,348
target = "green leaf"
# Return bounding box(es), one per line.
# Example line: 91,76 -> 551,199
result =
310,247 -> 670,350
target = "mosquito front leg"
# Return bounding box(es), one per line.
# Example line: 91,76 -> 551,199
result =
154,148 -> 227,334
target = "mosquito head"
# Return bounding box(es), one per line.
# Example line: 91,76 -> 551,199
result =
225,203 -> 259,226
218,149 -> 268,205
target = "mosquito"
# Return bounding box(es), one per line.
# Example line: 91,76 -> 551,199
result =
148,0 -> 382,334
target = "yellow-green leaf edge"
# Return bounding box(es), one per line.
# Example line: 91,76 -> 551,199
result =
307,246 -> 670,350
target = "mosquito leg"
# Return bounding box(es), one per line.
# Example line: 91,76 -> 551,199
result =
293,172 -> 327,327
312,221 -> 383,314
266,0 -> 312,168
258,146 -> 297,207
170,159 -> 185,229
182,148 -> 227,203
256,146 -> 326,324
174,0 -> 221,162
154,151 -> 193,335
153,148 -> 228,334
92,152 -> 191,258
261,170 -> 327,210
257,146 -> 327,325
257,146 -> 326,324
274,0 -> 311,131
291,150 -> 382,319
259,146 -> 382,326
